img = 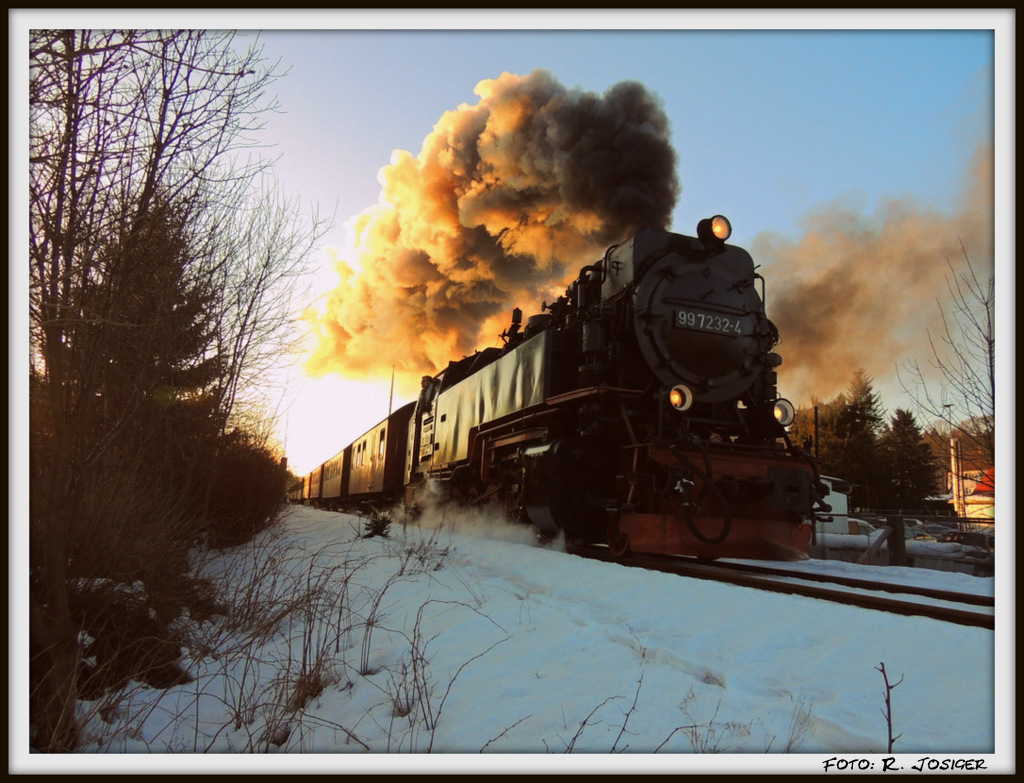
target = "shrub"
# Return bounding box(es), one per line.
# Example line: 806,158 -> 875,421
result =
69,580 -> 194,700
205,431 -> 289,548
362,509 -> 394,539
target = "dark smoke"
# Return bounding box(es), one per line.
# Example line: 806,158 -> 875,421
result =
306,69 -> 679,396
755,143 -> 994,407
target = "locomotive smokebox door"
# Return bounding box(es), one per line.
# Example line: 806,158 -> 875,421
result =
632,245 -> 765,403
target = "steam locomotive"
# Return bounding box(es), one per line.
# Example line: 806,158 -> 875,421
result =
295,217 -> 827,561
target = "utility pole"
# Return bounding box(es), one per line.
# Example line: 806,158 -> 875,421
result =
943,403 -> 963,519
388,365 -> 395,417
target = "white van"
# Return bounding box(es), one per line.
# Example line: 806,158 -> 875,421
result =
815,476 -> 862,535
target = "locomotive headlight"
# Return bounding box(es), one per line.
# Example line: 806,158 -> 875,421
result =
710,214 -> 732,241
696,215 -> 732,251
773,398 -> 796,427
669,384 -> 694,412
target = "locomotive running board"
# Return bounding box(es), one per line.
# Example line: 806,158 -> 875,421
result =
545,385 -> 643,405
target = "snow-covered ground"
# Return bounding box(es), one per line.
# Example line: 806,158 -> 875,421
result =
18,503 -> 1011,774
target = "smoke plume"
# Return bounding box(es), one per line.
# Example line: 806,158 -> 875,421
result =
757,143 -> 994,407
306,69 -> 679,395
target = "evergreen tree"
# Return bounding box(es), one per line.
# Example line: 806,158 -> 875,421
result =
28,30 -> 320,751
790,370 -> 884,509
790,395 -> 836,462
877,409 -> 940,509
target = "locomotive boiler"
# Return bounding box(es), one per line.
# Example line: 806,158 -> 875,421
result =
398,216 -> 827,560
296,217 -> 826,560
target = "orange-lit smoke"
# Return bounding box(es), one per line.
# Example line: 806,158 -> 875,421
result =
306,69 -> 679,396
756,143 -> 994,407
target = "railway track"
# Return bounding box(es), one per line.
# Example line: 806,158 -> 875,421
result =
569,545 -> 995,630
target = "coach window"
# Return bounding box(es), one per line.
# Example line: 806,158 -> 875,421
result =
378,428 -> 386,459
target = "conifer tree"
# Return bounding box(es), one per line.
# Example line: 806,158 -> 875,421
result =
28,30 -> 321,751
877,409 -> 940,510
791,370 -> 884,509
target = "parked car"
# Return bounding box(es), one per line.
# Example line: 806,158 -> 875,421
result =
904,526 -> 936,541
940,530 -> 994,550
853,519 -> 875,536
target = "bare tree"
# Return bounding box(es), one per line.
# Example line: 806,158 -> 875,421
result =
207,179 -> 323,435
28,30 -> 323,750
898,240 -> 995,470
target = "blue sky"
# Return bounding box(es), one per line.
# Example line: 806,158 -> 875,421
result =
251,26 -> 993,252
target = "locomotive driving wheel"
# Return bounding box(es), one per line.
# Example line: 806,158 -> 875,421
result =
606,509 -> 631,559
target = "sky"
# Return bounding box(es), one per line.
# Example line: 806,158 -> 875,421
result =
236,13 -> 1006,476
12,10 -> 1012,478
12,503 -> 1006,773
251,25 -> 990,253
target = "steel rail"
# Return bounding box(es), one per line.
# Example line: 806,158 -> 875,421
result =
669,557 -> 995,607
570,545 -> 995,631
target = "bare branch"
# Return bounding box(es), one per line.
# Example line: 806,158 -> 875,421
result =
897,239 -> 994,468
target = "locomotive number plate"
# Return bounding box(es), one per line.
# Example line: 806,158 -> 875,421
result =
674,309 -> 743,336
